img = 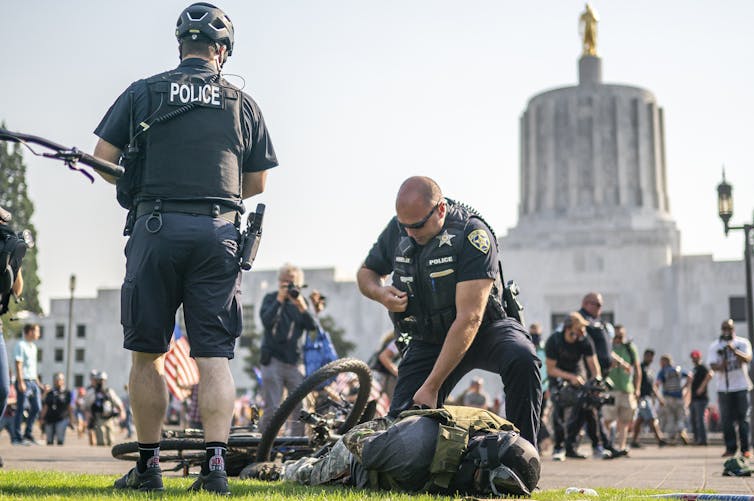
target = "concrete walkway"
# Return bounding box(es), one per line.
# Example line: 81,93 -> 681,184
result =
2,431 -> 754,494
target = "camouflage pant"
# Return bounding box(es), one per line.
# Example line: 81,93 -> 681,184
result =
282,417 -> 393,485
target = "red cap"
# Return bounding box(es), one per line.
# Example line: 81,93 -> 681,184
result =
690,350 -> 702,359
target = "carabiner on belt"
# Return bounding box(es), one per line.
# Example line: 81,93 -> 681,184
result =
145,199 -> 163,234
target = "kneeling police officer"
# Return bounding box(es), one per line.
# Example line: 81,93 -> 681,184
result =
357,176 -> 541,446
92,2 -> 278,494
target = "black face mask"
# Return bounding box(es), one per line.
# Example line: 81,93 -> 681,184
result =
721,331 -> 733,341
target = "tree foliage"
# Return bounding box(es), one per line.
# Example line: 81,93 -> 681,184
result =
0,126 -> 42,336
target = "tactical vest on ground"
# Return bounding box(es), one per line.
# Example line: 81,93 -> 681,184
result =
392,200 -> 505,344
128,70 -> 245,209
367,405 -> 518,492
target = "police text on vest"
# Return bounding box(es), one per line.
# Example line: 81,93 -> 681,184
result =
169,82 -> 222,108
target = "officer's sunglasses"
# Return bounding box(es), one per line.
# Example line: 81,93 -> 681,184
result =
399,200 -> 441,230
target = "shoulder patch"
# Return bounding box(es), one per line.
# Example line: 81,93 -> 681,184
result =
467,229 -> 491,254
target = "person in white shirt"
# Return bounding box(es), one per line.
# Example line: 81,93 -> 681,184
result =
707,319 -> 753,458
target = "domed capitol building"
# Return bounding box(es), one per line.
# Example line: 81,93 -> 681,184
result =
500,6 -> 746,373
20,6 -> 748,396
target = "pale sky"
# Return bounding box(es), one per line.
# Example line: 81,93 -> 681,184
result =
1,1 -> 752,311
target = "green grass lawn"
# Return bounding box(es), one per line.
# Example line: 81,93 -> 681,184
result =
0,471 -> 680,501
0,471 -> 680,500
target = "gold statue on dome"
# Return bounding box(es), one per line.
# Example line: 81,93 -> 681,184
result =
579,3 -> 599,56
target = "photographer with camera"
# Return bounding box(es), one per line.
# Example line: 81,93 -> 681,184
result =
259,264 -> 318,435
545,312 -> 608,460
708,319 -> 752,458
84,371 -> 124,446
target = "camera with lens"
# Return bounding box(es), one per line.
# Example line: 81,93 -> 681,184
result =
580,376 -> 615,409
287,282 -> 307,299
552,376 -> 614,409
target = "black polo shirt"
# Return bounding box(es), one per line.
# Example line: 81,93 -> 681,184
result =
544,330 -> 595,375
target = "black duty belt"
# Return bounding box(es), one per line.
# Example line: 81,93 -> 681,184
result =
136,200 -> 239,225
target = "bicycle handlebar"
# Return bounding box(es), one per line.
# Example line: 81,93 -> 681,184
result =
0,128 -> 124,179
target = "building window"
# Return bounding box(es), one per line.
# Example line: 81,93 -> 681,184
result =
54,348 -> 64,363
74,374 -> 84,388
730,296 -> 747,323
55,324 -> 65,339
37,349 -> 43,362
38,325 -> 44,339
75,348 -> 85,362
76,324 -> 86,338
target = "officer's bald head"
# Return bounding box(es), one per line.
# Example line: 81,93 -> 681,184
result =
396,176 -> 442,212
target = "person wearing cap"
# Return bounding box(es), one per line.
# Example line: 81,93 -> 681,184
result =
688,349 -> 712,446
92,3 -> 278,494
708,319 -> 753,458
84,371 -> 123,447
544,312 -> 605,460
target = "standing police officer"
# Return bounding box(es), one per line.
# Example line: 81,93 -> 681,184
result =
93,3 -> 277,494
356,176 -> 541,446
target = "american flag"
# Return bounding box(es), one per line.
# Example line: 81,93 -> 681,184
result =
164,324 -> 200,401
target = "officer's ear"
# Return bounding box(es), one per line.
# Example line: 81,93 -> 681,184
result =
437,199 -> 447,218
216,44 -> 228,67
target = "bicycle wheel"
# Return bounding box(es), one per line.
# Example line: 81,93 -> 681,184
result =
255,358 -> 372,462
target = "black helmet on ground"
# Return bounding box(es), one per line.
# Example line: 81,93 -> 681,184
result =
175,3 -> 235,56
455,429 -> 540,496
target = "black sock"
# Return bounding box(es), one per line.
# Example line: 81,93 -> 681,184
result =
137,443 -> 160,472
202,442 -> 227,475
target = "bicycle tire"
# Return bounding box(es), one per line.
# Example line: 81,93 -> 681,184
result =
255,358 -> 372,462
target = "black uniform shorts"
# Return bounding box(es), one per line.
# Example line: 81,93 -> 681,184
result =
121,212 -> 242,358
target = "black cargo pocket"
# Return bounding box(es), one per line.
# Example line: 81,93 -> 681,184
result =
426,267 -> 456,310
120,276 -> 137,329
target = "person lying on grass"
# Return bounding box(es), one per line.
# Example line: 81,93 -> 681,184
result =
243,405 -> 540,497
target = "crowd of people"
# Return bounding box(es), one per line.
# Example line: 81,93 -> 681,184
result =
0,336 -> 132,451
529,299 -> 750,462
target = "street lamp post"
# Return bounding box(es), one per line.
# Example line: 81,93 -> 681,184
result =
716,171 -> 754,346
65,274 -> 76,386
718,170 -> 754,446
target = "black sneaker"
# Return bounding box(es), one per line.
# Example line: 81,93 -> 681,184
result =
630,441 -> 642,449
114,466 -> 164,492
565,449 -> 587,459
188,470 -> 229,495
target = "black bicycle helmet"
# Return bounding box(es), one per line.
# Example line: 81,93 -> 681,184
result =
175,3 -> 235,56
455,430 -> 540,496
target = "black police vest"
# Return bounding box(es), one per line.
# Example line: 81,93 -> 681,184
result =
392,203 -> 504,344
137,70 -> 244,207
